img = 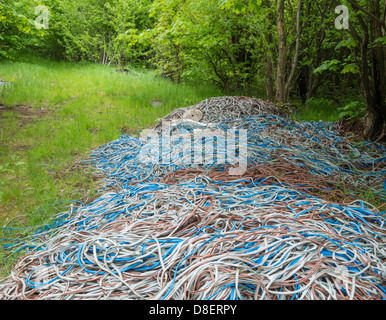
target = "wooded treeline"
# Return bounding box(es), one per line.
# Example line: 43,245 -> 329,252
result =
1,0 -> 385,141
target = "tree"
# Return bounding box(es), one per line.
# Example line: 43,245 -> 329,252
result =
276,0 -> 286,103
297,1 -> 336,103
345,0 -> 386,141
0,0 -> 44,60
49,0 -> 154,65
276,0 -> 303,103
149,0 -> 263,91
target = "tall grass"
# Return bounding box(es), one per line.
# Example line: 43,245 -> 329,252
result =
0,56 -> 222,230
292,97 -> 340,122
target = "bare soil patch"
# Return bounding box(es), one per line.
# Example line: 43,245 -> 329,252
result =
0,105 -> 53,128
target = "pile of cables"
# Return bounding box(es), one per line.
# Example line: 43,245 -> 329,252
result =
0,96 -> 385,300
154,96 -> 283,125
0,180 -> 385,300
89,113 -> 385,202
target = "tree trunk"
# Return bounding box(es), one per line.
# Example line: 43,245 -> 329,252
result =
348,0 -> 386,142
298,66 -> 308,102
265,58 -> 275,101
284,0 -> 302,102
276,0 -> 286,103
366,0 -> 386,141
364,107 -> 385,142
264,0 -> 275,102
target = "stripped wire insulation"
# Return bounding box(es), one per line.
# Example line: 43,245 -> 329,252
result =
1,96 -> 385,300
153,96 -> 284,127
89,115 -> 385,201
0,180 -> 385,300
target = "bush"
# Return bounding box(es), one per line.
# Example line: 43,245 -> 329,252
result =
338,101 -> 366,121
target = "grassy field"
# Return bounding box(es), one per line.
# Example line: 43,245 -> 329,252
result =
0,56 -> 223,271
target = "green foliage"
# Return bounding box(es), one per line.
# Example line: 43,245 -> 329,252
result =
338,101 -> 366,121
373,36 -> 386,47
315,36 -> 360,76
0,0 -> 367,106
314,59 -> 341,73
0,0 -> 379,124
295,97 -> 340,122
43,0 -> 154,65
148,0 -> 263,92
341,63 -> 359,74
220,0 -> 262,13
307,97 -> 335,110
335,38 -> 358,50
0,0 -> 45,60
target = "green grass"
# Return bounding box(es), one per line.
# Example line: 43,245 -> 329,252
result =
291,97 -> 340,122
0,56 -> 222,273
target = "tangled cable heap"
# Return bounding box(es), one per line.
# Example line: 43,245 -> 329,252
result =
0,96 -> 385,300
90,100 -> 385,200
154,96 -> 283,125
